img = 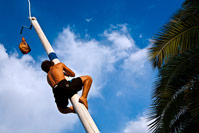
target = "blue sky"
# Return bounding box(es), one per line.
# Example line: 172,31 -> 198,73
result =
0,0 -> 184,133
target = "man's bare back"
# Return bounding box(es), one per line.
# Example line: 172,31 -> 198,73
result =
41,60 -> 92,114
47,63 -> 75,88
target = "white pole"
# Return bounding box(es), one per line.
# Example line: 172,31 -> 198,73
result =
29,17 -> 100,133
71,94 -> 100,133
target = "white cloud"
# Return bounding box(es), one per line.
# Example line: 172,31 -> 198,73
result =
0,44 -> 78,133
123,48 -> 148,75
105,31 -> 134,50
116,91 -> 123,97
0,24 -> 153,133
104,25 -> 136,51
139,34 -> 143,38
53,25 -> 149,98
85,18 -> 92,22
53,25 -> 152,97
123,115 -> 151,133
54,28 -> 116,97
52,25 -> 153,133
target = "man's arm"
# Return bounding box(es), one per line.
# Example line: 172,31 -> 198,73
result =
62,63 -> 75,77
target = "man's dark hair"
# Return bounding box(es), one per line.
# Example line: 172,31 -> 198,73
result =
41,60 -> 54,73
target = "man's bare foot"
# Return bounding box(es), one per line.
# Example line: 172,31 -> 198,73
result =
69,106 -> 76,113
79,97 -> 88,109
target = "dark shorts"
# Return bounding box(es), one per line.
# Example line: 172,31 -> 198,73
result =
52,77 -> 83,109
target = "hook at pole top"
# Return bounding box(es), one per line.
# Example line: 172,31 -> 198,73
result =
28,0 -> 31,18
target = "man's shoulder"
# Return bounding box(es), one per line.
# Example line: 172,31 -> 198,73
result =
54,62 -> 64,67
52,63 -> 65,70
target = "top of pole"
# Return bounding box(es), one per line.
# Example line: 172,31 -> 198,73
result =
28,0 -> 32,19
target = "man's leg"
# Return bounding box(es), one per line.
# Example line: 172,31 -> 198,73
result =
79,75 -> 92,109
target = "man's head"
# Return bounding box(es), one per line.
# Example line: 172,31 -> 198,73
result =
41,60 -> 54,73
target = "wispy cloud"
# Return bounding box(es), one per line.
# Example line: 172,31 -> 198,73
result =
54,28 -> 116,97
123,115 -> 151,133
53,26 -> 154,133
53,25 -> 150,97
0,45 -> 78,133
85,18 -> 92,22
0,24 -> 153,133
139,34 -> 143,38
123,47 -> 148,75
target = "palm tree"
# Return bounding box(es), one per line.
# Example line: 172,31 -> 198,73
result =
148,0 -> 199,132
149,48 -> 199,132
148,0 -> 199,68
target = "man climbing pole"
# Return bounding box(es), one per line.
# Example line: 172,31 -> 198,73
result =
20,0 -> 100,131
41,60 -> 92,114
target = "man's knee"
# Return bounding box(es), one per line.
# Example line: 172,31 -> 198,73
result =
81,75 -> 92,83
86,75 -> 92,82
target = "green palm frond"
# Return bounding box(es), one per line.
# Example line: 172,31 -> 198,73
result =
173,79 -> 199,133
181,118 -> 199,132
183,0 -> 199,8
148,1 -> 199,132
184,77 -> 199,117
148,48 -> 199,132
149,3 -> 199,68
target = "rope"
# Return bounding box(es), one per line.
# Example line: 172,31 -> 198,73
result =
28,0 -> 31,18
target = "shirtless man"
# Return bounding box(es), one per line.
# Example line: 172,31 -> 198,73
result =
41,60 -> 92,114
